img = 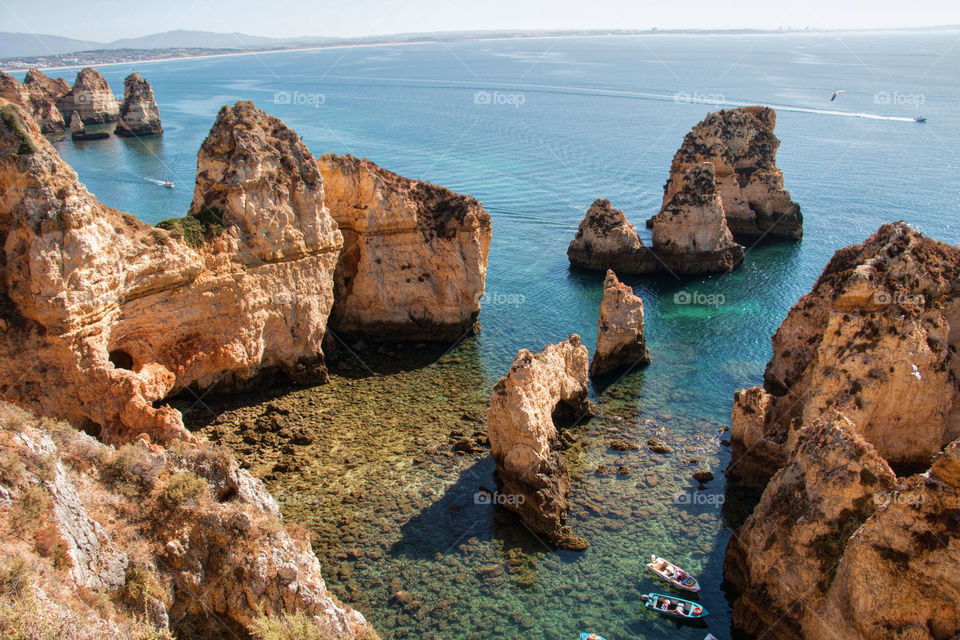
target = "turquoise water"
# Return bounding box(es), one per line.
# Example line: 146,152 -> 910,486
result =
42,31 -> 960,639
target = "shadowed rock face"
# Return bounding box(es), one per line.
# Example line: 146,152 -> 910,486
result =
319,153 -> 492,342
652,162 -> 744,274
487,335 -> 593,550
591,270 -> 651,377
0,101 -> 342,444
0,70 -> 68,138
56,68 -> 119,124
567,198 -> 659,274
115,72 -> 162,137
728,222 -> 960,489
661,105 -> 802,241
725,224 -> 960,640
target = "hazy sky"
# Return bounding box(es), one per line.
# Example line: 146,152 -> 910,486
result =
3,0 -> 960,41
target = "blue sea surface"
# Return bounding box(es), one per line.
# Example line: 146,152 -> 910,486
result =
43,30 -> 960,639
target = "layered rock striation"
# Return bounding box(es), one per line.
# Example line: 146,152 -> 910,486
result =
658,106 -> 802,241
725,223 -> 960,640
651,162 -> 743,274
728,222 -> 960,489
487,336 -> 593,550
56,68 -> 119,124
114,72 -> 163,137
319,153 -> 492,342
591,270 -> 651,377
0,101 -> 343,444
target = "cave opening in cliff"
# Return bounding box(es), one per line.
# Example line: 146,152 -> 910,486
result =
109,349 -> 135,370
551,400 -> 584,431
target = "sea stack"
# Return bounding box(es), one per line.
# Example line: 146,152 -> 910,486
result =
567,198 -> 657,274
318,153 -> 492,342
487,336 -> 593,550
115,72 -> 162,136
651,162 -> 744,274
658,106 -> 802,241
724,223 -> 960,640
591,270 -> 651,377
56,67 -> 119,124
68,110 -> 86,140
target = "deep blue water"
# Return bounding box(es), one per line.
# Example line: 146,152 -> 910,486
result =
36,30 -> 960,639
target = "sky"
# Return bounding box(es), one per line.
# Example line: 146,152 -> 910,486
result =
2,0 -> 960,41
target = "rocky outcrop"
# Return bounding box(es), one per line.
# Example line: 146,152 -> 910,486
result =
114,72 -> 162,137
0,404 -> 375,639
318,153 -> 491,342
567,199 -> 658,274
651,162 -> 743,274
487,335 -> 593,550
0,70 -> 68,138
728,223 -> 960,489
56,68 -> 119,124
590,270 -> 650,376
0,101 -> 342,444
725,415 -> 960,640
658,106 -> 802,241
68,110 -> 107,141
725,224 -> 960,640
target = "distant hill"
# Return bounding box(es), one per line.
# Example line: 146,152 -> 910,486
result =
0,30 -> 288,58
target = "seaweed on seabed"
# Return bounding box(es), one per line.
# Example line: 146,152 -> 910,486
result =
156,207 -> 225,248
0,105 -> 37,155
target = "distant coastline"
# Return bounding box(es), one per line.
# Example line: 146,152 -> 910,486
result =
4,25 -> 959,74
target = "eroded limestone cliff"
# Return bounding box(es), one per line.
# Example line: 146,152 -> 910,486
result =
487,336 -> 593,550
56,68 -> 119,124
725,223 -> 960,640
319,153 -> 491,342
0,101 -> 342,444
567,199 -> 657,274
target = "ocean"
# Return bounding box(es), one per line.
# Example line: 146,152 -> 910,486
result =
45,30 -> 960,639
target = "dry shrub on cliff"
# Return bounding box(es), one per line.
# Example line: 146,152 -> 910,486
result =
250,612 -> 379,640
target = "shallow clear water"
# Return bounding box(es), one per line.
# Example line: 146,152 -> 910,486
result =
41,31 -> 960,639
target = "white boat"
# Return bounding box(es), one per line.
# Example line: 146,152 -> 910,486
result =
163,180 -> 175,189
646,554 -> 701,592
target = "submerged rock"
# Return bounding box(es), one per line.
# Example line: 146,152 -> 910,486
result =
319,153 -> 492,342
567,198 -> 658,274
114,72 -> 162,137
487,335 -> 593,550
728,222 -> 960,489
660,106 -> 802,241
651,162 -> 744,274
0,101 -> 342,443
56,67 -> 119,124
591,270 -> 651,376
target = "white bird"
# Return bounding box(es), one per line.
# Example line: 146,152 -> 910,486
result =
911,364 -> 922,381
830,89 -> 848,101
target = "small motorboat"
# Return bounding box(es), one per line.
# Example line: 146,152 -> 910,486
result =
914,116 -> 927,123
580,634 -> 608,640
163,180 -> 175,189
646,554 -> 701,592
640,593 -> 708,619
